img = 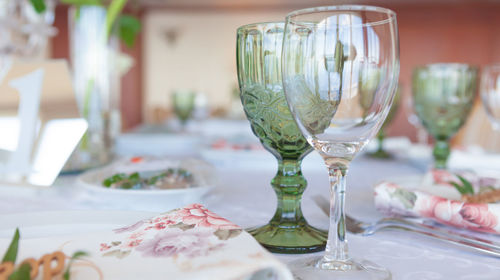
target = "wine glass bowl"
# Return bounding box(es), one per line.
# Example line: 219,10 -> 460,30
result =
282,5 -> 399,279
412,63 -> 477,169
481,64 -> 500,130
236,22 -> 327,253
172,90 -> 196,127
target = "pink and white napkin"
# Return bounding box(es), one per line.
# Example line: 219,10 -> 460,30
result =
374,170 -> 500,234
0,204 -> 293,280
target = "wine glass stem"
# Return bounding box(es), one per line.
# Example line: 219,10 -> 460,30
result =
323,165 -> 349,262
377,130 -> 385,154
433,138 -> 450,169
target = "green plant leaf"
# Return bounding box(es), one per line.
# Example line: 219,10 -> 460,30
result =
2,228 -> 20,263
118,15 -> 141,48
457,175 -> 474,195
71,251 -> 88,259
64,251 -> 88,280
8,262 -> 31,280
29,0 -> 46,13
450,182 -> 467,195
449,175 -> 475,195
106,0 -> 128,39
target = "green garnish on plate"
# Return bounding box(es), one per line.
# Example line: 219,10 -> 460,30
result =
102,168 -> 194,190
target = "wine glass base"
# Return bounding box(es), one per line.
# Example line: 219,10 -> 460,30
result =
247,223 -> 327,254
289,256 -> 391,280
368,149 -> 392,159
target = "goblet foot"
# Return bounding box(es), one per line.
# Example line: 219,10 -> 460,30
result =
369,149 -> 392,159
289,256 -> 391,280
247,223 -> 327,254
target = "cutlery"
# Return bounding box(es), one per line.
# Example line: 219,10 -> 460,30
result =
313,195 -> 500,257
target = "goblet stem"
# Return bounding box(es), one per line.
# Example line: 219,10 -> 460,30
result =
248,157 -> 327,254
376,131 -> 385,155
318,163 -> 349,268
271,158 -> 307,224
433,138 -> 450,169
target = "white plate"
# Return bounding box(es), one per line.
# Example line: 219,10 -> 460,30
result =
0,210 -> 154,239
76,159 -> 215,212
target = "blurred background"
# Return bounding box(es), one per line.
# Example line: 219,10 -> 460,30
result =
6,0 -> 500,150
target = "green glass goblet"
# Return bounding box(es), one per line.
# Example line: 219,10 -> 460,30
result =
412,63 -> 477,169
236,22 -> 327,253
370,85 -> 401,159
172,90 -> 196,127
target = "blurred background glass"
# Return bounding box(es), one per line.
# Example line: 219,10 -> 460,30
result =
172,89 -> 196,127
412,63 -> 477,169
481,64 -> 500,130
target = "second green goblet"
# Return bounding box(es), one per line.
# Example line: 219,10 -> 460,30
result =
236,22 -> 327,253
412,63 -> 477,169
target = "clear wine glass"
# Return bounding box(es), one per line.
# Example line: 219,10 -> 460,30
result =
282,5 -> 399,279
481,64 -> 500,131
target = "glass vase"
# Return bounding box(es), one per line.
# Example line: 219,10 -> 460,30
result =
64,5 -> 121,172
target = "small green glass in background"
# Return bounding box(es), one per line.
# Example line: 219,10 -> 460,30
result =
412,63 -> 478,169
172,90 -> 196,127
236,22 -> 327,253
370,85 -> 401,159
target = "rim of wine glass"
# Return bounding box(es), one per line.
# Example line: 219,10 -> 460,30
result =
237,21 -> 284,32
285,5 -> 397,27
414,63 -> 478,72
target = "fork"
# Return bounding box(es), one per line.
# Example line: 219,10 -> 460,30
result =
313,195 -> 500,257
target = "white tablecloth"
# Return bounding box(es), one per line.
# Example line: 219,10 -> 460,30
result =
1,120 -> 499,279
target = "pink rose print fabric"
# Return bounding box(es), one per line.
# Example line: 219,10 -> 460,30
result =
374,170 -> 500,234
174,204 -> 240,230
100,204 -> 242,259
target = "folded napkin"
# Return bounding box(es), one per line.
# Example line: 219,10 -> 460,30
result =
0,204 -> 293,280
374,170 -> 500,234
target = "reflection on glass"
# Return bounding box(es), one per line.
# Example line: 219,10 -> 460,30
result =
405,94 -> 429,145
370,85 -> 401,158
283,5 -> 399,279
413,63 -> 477,169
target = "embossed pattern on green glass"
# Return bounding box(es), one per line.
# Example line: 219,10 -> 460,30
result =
236,22 -> 327,254
412,64 -> 477,169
